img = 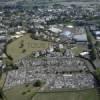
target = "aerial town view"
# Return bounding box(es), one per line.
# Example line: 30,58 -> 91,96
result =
0,0 -> 100,100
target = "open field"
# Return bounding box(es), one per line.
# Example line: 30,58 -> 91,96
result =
3,84 -> 99,100
4,84 -> 40,100
0,73 -> 7,88
71,46 -> 86,56
33,88 -> 99,100
7,34 -> 51,61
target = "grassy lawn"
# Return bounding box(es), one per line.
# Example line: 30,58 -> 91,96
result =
7,34 -> 51,61
71,46 -> 85,56
0,73 -> 7,88
33,89 -> 99,100
4,84 -> 40,100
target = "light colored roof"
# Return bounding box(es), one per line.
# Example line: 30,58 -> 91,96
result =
0,12 -> 3,14
67,25 -> 74,28
80,52 -> 89,56
11,35 -> 23,39
49,27 -> 62,33
20,30 -> 26,34
63,74 -> 72,77
62,31 -> 72,36
95,31 -> 100,35
16,32 -> 21,35
73,34 -> 87,41
96,36 -> 100,40
0,36 -> 6,40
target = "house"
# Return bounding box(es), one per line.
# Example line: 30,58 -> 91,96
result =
67,25 -> 74,28
48,46 -> 54,52
0,35 -> 7,42
89,25 -> 100,31
61,30 -> 72,38
16,32 -> 21,35
20,30 -> 26,34
93,31 -> 100,40
90,25 -> 97,31
59,44 -> 64,49
0,30 -> 7,34
80,52 -> 89,56
48,27 -> 62,34
11,35 -> 23,39
34,51 -> 40,58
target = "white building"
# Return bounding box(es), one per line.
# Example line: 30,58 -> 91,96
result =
48,27 -> 62,33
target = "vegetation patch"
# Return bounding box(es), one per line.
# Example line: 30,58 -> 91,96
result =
71,46 -> 85,56
33,88 -> 99,100
0,73 -> 7,88
4,84 -> 40,100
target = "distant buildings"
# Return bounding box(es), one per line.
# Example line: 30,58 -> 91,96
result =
0,3 -> 99,90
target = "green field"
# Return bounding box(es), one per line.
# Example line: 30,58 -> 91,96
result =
33,89 -> 99,100
7,34 -> 50,61
0,73 -> 7,88
3,84 -> 99,100
4,84 -> 40,100
71,46 -> 85,56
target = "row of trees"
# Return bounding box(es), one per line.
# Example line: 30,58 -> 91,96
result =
95,68 -> 100,80
85,26 -> 96,61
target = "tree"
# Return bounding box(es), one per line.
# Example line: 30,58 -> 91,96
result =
86,27 -> 96,60
90,47 -> 96,60
33,80 -> 42,87
0,88 -> 6,100
22,49 -> 26,53
19,40 -> 24,48
95,68 -> 100,80
4,58 -> 13,66
95,41 -> 100,47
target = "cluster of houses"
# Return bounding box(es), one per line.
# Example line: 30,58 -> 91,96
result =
90,25 -> 100,40
4,50 -> 93,89
0,4 -> 99,43
0,3 -> 100,90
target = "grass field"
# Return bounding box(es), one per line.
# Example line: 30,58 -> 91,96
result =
3,84 -> 99,100
71,46 -> 86,56
33,89 -> 99,100
0,73 -> 7,88
4,84 -> 40,100
7,34 -> 50,61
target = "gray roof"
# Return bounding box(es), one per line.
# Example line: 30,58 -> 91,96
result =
73,34 -> 87,42
0,35 -> 7,40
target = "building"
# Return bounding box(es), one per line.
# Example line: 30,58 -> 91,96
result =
0,35 -> 7,42
61,30 -> 72,38
93,31 -> 100,40
73,34 -> 87,43
48,27 -> 62,34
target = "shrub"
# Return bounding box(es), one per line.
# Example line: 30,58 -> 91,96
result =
33,80 -> 42,87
